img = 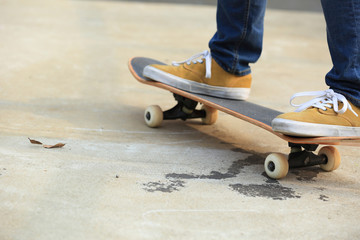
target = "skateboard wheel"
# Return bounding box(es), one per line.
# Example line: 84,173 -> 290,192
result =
144,105 -> 163,128
201,105 -> 218,125
264,153 -> 289,179
319,146 -> 341,172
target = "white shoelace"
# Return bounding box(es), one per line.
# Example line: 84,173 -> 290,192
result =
172,50 -> 212,79
290,89 -> 358,117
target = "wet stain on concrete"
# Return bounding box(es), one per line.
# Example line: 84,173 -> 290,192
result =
229,183 -> 301,200
0,168 -> 6,177
166,171 -> 234,180
142,151 -> 265,193
292,168 -> 321,182
231,172 -> 301,200
261,172 -> 280,184
228,154 -> 264,174
319,194 -> 329,202
143,180 -> 185,193
166,153 -> 265,181
142,146 -> 324,200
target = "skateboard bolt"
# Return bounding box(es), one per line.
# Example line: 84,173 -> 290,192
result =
146,112 -> 151,121
267,161 -> 276,172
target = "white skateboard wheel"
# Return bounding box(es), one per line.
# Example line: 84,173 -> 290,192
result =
319,146 -> 341,171
201,105 -> 218,125
144,105 -> 163,128
264,153 -> 289,179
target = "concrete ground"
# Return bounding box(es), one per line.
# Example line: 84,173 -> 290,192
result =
1,0 -> 360,239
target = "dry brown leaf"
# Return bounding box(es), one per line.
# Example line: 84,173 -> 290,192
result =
43,143 -> 66,149
28,138 -> 66,149
28,138 -> 43,145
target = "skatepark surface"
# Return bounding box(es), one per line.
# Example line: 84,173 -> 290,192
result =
1,0 -> 360,239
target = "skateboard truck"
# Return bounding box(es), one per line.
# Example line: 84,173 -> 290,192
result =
287,143 -> 327,168
144,94 -> 218,128
162,94 -> 206,121
264,143 -> 340,179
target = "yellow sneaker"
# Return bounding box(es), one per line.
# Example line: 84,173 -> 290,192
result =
272,90 -> 360,137
143,50 -> 252,100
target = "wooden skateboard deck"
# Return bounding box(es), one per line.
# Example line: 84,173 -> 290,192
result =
128,57 -> 360,146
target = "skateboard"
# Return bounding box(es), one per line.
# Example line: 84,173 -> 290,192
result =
128,57 -> 360,179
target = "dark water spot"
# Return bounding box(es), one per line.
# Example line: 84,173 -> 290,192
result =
261,172 -> 280,184
319,194 -> 330,202
165,173 -> 198,180
165,154 -> 264,181
0,168 -> 6,177
142,146 -> 305,201
229,183 -> 301,200
166,171 -> 234,180
227,154 -> 264,175
292,168 -> 321,181
143,149 -> 266,193
143,180 -> 185,193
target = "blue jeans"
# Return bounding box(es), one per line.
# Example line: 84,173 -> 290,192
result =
209,0 -> 360,107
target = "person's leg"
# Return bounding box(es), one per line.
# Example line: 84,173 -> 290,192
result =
322,0 -> 360,107
209,0 -> 267,76
143,0 -> 267,100
272,0 -> 360,137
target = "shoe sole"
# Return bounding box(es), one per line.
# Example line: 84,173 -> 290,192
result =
143,66 -> 250,100
272,118 -> 360,137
